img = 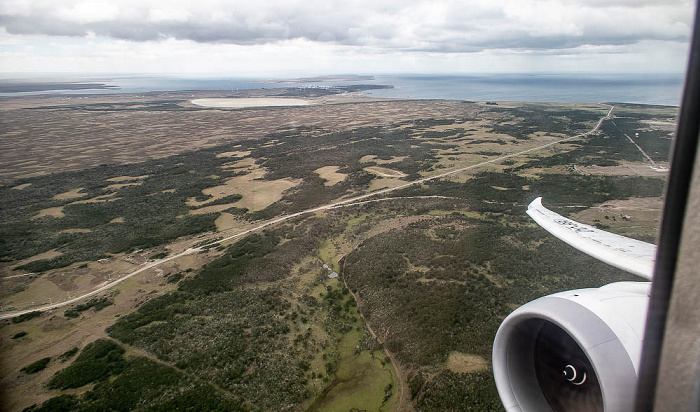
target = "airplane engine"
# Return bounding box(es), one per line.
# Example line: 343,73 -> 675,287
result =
492,281 -> 650,412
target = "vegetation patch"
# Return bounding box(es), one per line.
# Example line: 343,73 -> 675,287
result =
57,347 -> 79,362
107,287 -> 306,409
12,331 -> 28,339
2,147 -> 236,271
166,273 -> 183,284
340,190 -> 650,407
31,340 -> 243,411
216,150 -> 251,158
47,339 -> 126,389
308,329 -> 395,412
101,215 -> 384,410
63,297 -> 114,318
105,223 -> 331,409
104,181 -> 143,191
412,370 -> 503,411
12,310 -> 42,324
20,357 -> 51,374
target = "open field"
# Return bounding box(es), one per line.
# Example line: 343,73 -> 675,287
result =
445,351 -> 488,374
571,196 -> 664,242
187,166 -> 301,213
365,166 -> 407,178
308,328 -> 396,412
314,166 -> 348,186
0,92 -> 677,411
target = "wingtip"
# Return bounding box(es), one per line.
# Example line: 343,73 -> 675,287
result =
528,197 -> 543,210
524,195 -> 655,280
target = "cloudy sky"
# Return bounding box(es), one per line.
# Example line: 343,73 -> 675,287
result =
0,0 -> 695,77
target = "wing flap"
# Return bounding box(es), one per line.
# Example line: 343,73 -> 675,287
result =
526,197 -> 655,280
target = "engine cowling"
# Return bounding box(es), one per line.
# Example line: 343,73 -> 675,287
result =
492,282 -> 650,412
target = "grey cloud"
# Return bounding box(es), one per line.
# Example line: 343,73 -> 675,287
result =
0,0 -> 693,52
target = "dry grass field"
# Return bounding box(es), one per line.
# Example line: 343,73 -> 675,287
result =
314,166 -> 348,186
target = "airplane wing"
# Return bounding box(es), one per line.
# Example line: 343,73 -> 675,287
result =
526,197 -> 655,280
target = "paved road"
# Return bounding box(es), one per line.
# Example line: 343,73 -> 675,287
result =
0,105 -> 614,320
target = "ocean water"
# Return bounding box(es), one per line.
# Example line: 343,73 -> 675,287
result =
1,73 -> 684,106
370,74 -> 684,106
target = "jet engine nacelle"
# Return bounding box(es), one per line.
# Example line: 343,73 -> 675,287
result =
492,281 -> 650,412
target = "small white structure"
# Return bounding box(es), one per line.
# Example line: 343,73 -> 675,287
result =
322,262 -> 338,278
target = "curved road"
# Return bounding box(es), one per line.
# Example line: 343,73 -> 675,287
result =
0,105 -> 613,320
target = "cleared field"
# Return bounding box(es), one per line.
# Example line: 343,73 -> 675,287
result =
52,188 -> 86,200
214,212 -> 238,231
69,193 -> 118,204
56,229 -> 92,234
189,203 -> 241,215
104,182 -> 142,190
445,351 -> 488,373
359,155 -> 409,164
105,175 -> 149,182
364,166 -> 406,178
314,166 -> 347,186
215,150 -> 251,158
188,167 -> 301,212
32,207 -> 65,220
10,250 -> 63,269
575,162 -> 670,176
572,196 -> 664,242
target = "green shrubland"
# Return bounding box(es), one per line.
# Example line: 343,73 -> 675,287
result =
29,339 -> 243,411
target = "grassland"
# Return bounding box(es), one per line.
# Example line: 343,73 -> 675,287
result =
0,92 -> 677,411
308,328 -> 396,412
314,166 -> 348,186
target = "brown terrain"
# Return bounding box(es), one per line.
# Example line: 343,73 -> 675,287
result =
1,90 -> 482,183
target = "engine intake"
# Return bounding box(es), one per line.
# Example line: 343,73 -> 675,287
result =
492,282 -> 650,412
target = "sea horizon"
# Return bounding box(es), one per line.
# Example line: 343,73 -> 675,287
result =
0,72 -> 685,106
